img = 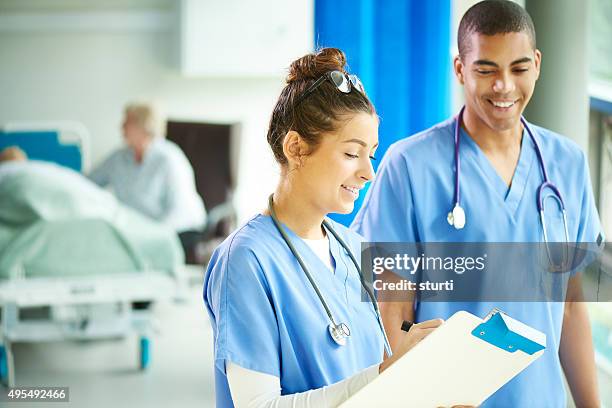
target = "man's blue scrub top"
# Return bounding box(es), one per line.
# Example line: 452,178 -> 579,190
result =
204,214 -> 384,407
352,117 -> 604,408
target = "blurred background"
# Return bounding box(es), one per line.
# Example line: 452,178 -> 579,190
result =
0,0 -> 610,406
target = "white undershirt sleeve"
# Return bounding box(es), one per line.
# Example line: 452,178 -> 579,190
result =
226,362 -> 379,408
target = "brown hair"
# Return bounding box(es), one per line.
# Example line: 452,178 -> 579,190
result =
266,48 -> 376,166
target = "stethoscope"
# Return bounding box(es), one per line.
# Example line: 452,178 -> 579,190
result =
267,195 -> 393,357
448,106 -> 570,268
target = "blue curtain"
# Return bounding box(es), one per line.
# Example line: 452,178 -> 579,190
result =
315,0 -> 452,226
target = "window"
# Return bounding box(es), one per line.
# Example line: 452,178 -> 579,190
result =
588,1 -> 612,405
589,0 -> 612,82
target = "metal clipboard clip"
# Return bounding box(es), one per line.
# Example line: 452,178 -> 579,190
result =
471,309 -> 546,355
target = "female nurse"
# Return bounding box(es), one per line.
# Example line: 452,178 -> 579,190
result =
203,48 -> 442,407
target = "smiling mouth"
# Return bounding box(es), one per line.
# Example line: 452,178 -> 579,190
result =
341,184 -> 360,198
488,99 -> 518,109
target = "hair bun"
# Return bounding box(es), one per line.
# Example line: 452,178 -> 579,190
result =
286,47 -> 347,83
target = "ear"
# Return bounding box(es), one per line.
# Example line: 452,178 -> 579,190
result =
282,130 -> 307,168
534,49 -> 542,80
454,55 -> 465,85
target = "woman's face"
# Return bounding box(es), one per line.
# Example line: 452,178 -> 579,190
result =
295,112 -> 378,215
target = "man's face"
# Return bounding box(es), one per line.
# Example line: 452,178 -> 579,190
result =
122,112 -> 149,149
454,31 -> 541,132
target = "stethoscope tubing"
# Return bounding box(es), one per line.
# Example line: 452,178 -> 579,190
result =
453,106 -> 571,268
453,106 -> 567,217
267,195 -> 392,356
267,196 -> 337,326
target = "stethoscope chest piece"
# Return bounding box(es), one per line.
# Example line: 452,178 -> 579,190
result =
328,322 -> 351,346
267,194 -> 392,354
449,107 -> 569,250
447,204 -> 466,230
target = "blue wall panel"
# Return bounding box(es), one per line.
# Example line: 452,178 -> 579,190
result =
315,0 -> 452,225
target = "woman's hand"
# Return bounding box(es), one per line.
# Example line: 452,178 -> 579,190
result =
379,318 -> 443,373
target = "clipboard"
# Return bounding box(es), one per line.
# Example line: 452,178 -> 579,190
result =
341,309 -> 546,407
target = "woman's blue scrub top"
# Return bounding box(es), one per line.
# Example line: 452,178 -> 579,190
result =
204,214 -> 384,407
352,118 -> 604,408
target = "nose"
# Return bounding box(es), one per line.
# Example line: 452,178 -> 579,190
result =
492,71 -> 516,95
359,158 -> 376,182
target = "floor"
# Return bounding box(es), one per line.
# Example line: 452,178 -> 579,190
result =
1,278 -> 216,408
1,275 -> 611,407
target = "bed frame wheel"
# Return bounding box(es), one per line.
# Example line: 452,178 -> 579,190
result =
139,337 -> 150,370
0,343 -> 15,387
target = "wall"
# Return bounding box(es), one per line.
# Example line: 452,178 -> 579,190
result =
0,1 -> 308,222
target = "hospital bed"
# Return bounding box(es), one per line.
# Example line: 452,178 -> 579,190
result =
0,122 -> 185,387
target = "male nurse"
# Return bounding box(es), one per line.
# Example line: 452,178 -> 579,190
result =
352,1 -> 604,406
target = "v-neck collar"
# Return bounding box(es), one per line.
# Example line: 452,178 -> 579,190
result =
459,125 -> 537,217
260,214 -> 371,311
263,215 -> 347,280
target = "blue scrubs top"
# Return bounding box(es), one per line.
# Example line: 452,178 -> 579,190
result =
204,214 -> 384,407
352,117 -> 603,408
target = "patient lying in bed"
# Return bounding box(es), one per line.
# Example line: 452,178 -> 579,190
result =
0,147 -> 184,279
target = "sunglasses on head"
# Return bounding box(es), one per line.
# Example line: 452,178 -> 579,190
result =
294,70 -> 366,107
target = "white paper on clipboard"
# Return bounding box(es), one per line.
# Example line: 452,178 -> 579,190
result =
341,309 -> 546,408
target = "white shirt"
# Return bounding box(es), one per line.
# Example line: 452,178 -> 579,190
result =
302,235 -> 334,272
89,138 -> 206,232
227,362 -> 379,407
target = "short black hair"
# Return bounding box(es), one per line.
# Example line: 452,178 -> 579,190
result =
458,0 -> 536,59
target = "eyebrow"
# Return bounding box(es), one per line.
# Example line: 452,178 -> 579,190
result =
342,138 -> 378,149
473,57 -> 533,67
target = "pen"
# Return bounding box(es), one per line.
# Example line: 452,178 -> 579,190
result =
401,320 -> 413,332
